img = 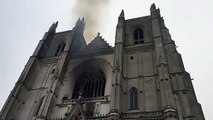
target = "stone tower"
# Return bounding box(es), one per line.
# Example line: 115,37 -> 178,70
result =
0,4 -> 205,120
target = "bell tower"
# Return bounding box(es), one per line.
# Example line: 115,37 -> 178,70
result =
0,3 -> 205,120
108,3 -> 204,120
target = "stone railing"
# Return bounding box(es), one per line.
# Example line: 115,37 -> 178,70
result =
125,42 -> 154,48
50,111 -> 164,120
49,114 -> 108,120
121,111 -> 164,119
61,96 -> 110,105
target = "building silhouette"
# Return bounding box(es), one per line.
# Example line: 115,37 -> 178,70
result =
0,3 -> 205,120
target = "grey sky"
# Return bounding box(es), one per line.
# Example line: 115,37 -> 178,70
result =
0,0 -> 212,119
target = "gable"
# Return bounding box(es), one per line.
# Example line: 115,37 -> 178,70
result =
83,34 -> 111,52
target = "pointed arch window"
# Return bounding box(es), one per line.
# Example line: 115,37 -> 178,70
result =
55,42 -> 66,56
72,68 -> 106,99
130,87 -> 138,110
133,28 -> 144,44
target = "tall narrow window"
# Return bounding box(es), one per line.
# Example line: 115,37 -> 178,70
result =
130,87 -> 138,109
54,42 -> 66,56
72,68 -> 106,99
133,28 -> 144,44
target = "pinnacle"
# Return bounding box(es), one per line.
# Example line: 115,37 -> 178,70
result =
150,3 -> 156,11
119,9 -> 124,17
55,21 -> 58,27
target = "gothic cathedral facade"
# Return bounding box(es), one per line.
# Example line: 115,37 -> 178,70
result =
0,4 -> 205,120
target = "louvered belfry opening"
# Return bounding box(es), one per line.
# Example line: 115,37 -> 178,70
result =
133,27 -> 144,44
72,68 -> 106,99
54,42 -> 66,56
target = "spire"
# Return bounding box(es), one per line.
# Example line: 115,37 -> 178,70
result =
42,21 -> 58,40
76,17 -> 81,25
150,3 -> 161,18
117,10 -> 125,27
150,3 -> 156,11
75,17 -> 85,26
81,17 -> 85,22
119,10 -> 124,18
48,21 -> 58,33
81,17 -> 85,27
75,17 -> 85,32
55,21 -> 58,27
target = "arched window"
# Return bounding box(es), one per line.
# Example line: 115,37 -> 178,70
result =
133,28 -> 144,44
54,42 -> 66,56
130,87 -> 138,109
72,68 -> 106,99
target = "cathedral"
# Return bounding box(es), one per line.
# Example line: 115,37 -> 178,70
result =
0,3 -> 205,120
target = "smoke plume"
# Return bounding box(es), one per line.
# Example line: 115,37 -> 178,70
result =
73,0 -> 110,42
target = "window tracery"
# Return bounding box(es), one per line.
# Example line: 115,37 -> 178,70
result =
72,68 -> 106,99
130,87 -> 138,109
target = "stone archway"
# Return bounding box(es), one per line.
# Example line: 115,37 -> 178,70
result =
68,58 -> 113,98
72,67 -> 106,99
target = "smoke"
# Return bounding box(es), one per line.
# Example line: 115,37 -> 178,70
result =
73,0 -> 110,42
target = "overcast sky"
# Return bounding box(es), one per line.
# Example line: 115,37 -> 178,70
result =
0,0 -> 212,119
